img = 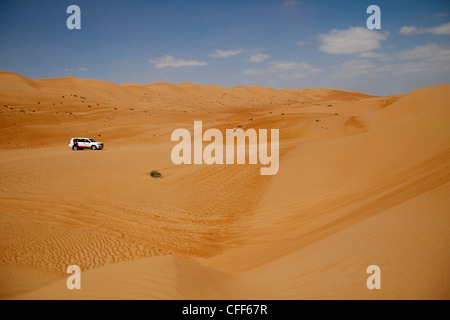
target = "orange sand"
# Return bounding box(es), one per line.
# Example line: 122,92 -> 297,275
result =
0,71 -> 448,299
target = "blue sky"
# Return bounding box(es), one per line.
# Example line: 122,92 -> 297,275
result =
0,0 -> 449,95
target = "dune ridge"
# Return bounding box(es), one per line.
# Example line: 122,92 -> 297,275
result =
0,72 -> 448,299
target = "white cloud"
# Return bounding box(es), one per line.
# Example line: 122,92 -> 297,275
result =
393,60 -> 445,75
243,60 -> 321,78
331,60 -> 380,78
394,44 -> 450,75
150,55 -> 207,68
271,61 -> 307,70
399,26 -> 418,36
209,49 -> 243,58
318,27 -> 388,54
248,53 -> 270,63
242,68 -> 271,75
399,22 -> 450,36
396,43 -> 450,61
64,67 -> 87,72
358,51 -> 389,60
283,1 -> 298,6
332,44 -> 450,78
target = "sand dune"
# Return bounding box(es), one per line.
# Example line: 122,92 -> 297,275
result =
0,72 -> 448,299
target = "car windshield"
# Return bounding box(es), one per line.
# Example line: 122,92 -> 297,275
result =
89,139 -> 96,142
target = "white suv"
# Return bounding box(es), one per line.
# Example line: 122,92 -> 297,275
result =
69,138 -> 104,150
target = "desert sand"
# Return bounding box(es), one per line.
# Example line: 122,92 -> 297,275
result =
0,71 -> 448,299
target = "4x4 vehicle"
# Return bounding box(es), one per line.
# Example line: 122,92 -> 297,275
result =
69,138 -> 104,150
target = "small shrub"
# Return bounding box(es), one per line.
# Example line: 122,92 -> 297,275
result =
149,170 -> 162,178
315,119 -> 321,122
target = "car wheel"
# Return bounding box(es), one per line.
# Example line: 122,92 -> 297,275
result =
72,145 -> 78,150
91,145 -> 97,150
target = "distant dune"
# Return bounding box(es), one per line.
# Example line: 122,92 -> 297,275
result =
0,72 -> 448,299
